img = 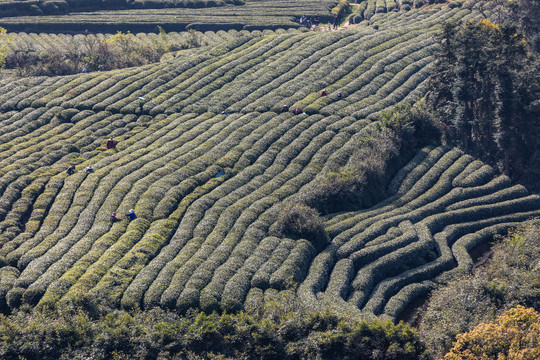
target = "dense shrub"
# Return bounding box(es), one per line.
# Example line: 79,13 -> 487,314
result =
377,99 -> 441,151
444,305 -> 540,360
5,31 -> 176,76
0,297 -> 429,360
301,129 -> 400,214
275,203 -> 329,252
420,219 -> 540,359
300,100 -> 438,215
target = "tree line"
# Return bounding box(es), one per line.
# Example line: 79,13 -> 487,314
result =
426,16 -> 539,191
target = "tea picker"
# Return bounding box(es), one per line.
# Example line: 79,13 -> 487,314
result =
125,209 -> 137,221
138,97 -> 145,113
106,137 -> 116,149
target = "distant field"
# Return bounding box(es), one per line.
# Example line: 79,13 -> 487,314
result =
0,0 -> 336,32
0,6 -> 538,319
0,0 -> 246,17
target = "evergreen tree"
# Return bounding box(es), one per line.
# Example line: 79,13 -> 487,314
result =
427,19 -> 539,181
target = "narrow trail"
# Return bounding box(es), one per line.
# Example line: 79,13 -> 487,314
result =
311,3 -> 366,32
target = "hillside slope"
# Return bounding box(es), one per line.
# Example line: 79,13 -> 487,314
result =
0,7 -> 538,319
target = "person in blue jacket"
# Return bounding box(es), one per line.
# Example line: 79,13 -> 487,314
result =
125,209 -> 137,221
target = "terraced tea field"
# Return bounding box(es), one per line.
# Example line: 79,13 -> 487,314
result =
0,6 -> 538,320
0,0 -> 266,17
300,146 -> 540,320
0,0 -> 336,32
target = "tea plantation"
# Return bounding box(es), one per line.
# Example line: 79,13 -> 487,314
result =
0,5 -> 538,324
0,0 -> 336,32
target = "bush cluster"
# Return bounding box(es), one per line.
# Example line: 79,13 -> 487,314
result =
5,31 -> 175,76
303,101 -> 437,216
0,297 -> 429,360
420,219 -> 540,359
300,100 -> 439,215
274,203 -> 329,252
301,128 -> 401,215
444,305 -> 539,360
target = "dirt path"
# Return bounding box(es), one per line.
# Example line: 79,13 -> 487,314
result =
315,2 -> 364,31
316,23 -> 357,32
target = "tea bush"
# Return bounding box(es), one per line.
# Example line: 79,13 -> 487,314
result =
0,0 -> 335,32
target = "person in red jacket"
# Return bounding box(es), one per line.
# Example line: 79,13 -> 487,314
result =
321,89 -> 327,96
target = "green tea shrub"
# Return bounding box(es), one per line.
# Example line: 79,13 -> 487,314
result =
269,239 -> 316,289
451,159 -> 483,187
448,0 -> 463,8
1,7 -> 538,323
251,237 -> 295,289
386,0 -> 398,11
383,280 -> 434,320
387,145 -> 434,195
324,258 -> 354,302
349,228 -> 436,309
364,0 -> 376,20
0,267 -> 19,313
350,221 -> 417,267
376,0 -> 387,13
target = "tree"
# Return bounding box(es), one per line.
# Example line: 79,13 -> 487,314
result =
484,0 -> 540,41
0,27 -> 13,70
444,305 -> 540,360
427,19 -> 539,179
